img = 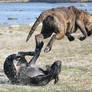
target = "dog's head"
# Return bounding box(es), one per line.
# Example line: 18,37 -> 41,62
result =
86,14 -> 92,31
50,60 -> 62,84
51,60 -> 61,74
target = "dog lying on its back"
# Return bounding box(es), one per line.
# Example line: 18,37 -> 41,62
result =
26,6 -> 92,53
4,42 -> 61,85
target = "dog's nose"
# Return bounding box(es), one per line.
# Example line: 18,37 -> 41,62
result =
55,60 -> 62,66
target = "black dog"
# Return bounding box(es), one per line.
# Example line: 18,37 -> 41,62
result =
4,42 -> 61,86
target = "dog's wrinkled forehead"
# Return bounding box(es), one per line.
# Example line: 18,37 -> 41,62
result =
88,15 -> 92,23
86,15 -> 92,30
89,18 -> 92,23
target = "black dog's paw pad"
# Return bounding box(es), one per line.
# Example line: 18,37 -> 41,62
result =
68,36 -> 75,41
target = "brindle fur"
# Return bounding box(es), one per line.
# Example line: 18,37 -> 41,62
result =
26,6 -> 92,53
68,6 -> 92,40
26,7 -> 76,53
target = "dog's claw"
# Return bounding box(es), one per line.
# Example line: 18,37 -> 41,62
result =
44,47 -> 51,53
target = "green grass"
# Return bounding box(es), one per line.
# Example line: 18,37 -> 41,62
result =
62,65 -> 92,72
0,84 -> 91,92
0,25 -> 92,92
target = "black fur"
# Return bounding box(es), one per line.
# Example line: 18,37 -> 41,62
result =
4,42 -> 61,86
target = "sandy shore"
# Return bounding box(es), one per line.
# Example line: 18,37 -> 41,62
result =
0,24 -> 92,92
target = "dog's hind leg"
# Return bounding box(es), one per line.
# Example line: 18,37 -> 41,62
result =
35,34 -> 44,53
44,28 -> 65,53
44,34 -> 56,53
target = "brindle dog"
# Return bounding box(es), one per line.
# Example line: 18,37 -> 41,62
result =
4,42 -> 61,86
26,6 -> 92,53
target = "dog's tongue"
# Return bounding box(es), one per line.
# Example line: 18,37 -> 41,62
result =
13,60 -> 20,71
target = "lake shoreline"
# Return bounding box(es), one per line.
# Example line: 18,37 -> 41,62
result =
0,1 -> 92,3
0,22 -> 35,28
0,3 -> 91,26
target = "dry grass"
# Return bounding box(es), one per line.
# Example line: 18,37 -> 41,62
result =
0,24 -> 92,92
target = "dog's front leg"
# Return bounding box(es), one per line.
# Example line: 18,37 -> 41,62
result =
76,20 -> 88,41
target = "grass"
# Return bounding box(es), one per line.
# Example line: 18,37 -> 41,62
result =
0,84 -> 91,92
62,65 -> 92,72
0,25 -> 92,92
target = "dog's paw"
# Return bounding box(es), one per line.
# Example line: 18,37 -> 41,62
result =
87,31 -> 92,36
44,47 -> 51,53
79,36 -> 86,41
68,36 -> 75,41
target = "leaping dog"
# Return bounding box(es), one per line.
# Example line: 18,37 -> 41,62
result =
26,6 -> 92,53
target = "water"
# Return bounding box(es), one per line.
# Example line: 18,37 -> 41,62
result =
0,2 -> 92,26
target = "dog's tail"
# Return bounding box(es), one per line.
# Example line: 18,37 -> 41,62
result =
26,11 -> 52,42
